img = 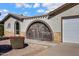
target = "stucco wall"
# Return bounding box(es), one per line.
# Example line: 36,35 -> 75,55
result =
49,4 -> 79,43
50,4 -> 79,32
22,17 -> 54,34
4,17 -> 22,36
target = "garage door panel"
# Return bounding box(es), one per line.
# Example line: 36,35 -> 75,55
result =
63,18 -> 79,43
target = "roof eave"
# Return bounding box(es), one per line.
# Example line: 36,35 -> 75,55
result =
48,3 -> 79,19
0,14 -> 23,23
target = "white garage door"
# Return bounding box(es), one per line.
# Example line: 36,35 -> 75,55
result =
63,18 -> 79,43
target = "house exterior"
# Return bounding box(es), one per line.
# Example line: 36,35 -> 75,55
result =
1,3 -> 79,43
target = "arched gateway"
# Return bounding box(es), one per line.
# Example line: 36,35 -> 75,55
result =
26,21 -> 53,41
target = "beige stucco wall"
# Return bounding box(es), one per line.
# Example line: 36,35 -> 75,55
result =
4,17 -> 23,37
49,4 -> 79,43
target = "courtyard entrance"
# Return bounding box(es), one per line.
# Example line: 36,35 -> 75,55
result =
26,22 -> 52,41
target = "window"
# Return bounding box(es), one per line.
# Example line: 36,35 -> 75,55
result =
15,22 -> 20,34
7,23 -> 11,28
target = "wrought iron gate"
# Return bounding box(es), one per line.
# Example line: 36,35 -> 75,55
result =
27,22 -> 52,41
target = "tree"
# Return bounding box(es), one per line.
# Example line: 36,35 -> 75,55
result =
0,24 -> 4,36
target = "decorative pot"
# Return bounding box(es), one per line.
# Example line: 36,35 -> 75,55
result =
9,36 -> 25,49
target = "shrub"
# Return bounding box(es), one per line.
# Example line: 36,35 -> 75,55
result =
0,36 -> 9,41
0,24 -> 4,37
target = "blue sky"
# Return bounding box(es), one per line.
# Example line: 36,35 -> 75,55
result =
0,3 -> 64,20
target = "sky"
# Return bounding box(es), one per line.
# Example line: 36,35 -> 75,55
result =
0,3 -> 64,21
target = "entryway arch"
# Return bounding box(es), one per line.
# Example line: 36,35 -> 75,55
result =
26,20 -> 54,41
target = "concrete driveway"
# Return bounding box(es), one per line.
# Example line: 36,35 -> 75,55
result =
36,43 -> 79,56
1,40 -> 79,56
0,40 -> 49,56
